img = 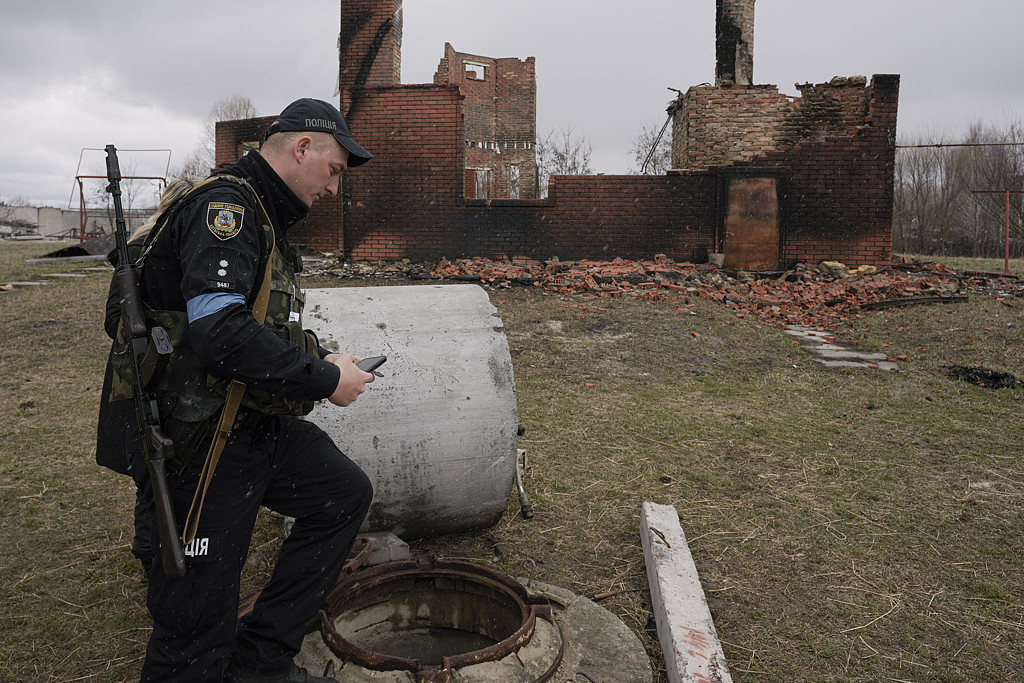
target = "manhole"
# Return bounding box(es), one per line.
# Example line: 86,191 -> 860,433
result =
296,556 -> 652,682
310,556 -> 561,682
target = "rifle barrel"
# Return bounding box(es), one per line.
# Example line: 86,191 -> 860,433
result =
106,144 -> 186,579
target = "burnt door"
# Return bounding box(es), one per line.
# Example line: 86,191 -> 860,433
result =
723,177 -> 779,271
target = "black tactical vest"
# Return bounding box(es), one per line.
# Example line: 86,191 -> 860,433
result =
108,175 -> 319,421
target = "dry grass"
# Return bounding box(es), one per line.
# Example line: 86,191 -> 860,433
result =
2,242 -> 1023,681
914,253 -> 1024,277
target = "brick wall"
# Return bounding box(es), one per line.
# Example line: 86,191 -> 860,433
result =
321,84 -> 714,262
215,74 -> 897,266
215,117 -> 269,168
434,43 -> 538,200
212,0 -> 898,269
338,85 -> 465,259
533,174 -> 717,260
673,76 -> 873,171
721,75 -> 900,266
673,85 -> 790,170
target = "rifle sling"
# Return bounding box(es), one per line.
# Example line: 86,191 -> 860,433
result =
182,226 -> 275,548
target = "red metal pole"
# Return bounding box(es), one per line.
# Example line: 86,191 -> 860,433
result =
970,189 -> 1023,274
1006,190 -> 1011,275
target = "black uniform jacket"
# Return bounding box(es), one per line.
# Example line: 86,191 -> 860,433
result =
96,151 -> 340,473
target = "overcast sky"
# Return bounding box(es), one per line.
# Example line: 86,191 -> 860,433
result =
2,0 -> 1022,207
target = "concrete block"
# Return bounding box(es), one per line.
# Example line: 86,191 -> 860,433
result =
814,359 -> 871,369
815,359 -> 900,371
358,531 -> 411,566
813,348 -> 887,360
641,502 -> 732,683
783,326 -> 834,344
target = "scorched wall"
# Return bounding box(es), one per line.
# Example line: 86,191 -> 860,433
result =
213,0 -> 899,268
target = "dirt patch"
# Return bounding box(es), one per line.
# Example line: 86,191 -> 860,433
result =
944,365 -> 1024,389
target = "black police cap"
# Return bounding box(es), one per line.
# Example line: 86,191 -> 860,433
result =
265,98 -> 372,167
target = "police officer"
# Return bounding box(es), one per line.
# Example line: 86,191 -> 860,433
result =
98,98 -> 375,682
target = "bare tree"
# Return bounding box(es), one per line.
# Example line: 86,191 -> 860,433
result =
86,159 -> 150,234
0,196 -> 38,236
175,95 -> 257,180
174,148 -> 213,183
0,197 -> 14,225
536,124 -> 593,198
893,136 -> 963,255
893,116 -> 1024,258
628,117 -> 672,175
961,119 -> 1024,246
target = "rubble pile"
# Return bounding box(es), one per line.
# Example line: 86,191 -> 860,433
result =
428,256 -> 1022,330
300,256 -> 420,279
304,254 -> 1022,331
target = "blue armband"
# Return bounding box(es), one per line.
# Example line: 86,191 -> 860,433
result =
186,292 -> 246,323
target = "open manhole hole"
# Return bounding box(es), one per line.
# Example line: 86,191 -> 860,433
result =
304,556 -> 563,682
295,555 -> 653,682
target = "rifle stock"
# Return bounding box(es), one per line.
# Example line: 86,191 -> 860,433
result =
105,144 -> 186,579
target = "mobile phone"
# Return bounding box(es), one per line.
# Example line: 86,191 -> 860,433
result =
356,355 -> 387,376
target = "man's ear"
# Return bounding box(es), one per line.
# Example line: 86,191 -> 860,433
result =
294,135 -> 314,162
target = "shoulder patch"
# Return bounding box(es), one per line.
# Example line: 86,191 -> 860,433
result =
207,202 -> 245,240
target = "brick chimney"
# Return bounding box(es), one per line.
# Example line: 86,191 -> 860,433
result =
339,0 -> 403,112
715,0 -> 754,86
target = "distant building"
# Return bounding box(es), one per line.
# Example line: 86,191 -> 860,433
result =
216,0 -> 899,268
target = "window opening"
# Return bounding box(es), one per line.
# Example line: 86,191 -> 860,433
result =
464,61 -> 486,81
509,165 -> 520,200
475,169 -> 490,199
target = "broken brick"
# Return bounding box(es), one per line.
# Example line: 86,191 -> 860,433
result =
398,256 -> 1012,335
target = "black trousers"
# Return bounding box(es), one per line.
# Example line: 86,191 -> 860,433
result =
127,452 -> 154,564
139,415 -> 372,681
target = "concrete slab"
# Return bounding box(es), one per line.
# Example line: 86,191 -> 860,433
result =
783,326 -> 834,343
814,348 -> 888,360
802,343 -> 843,351
25,254 -> 110,265
815,359 -> 900,371
641,502 -> 732,683
814,359 -> 871,369
358,531 -> 411,566
530,580 -> 654,683
786,325 -> 899,371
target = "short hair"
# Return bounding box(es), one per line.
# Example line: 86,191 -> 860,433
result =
261,130 -> 335,155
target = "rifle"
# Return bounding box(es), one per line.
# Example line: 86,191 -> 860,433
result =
105,144 -> 186,579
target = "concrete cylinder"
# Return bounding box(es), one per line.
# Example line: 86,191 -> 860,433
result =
302,284 -> 519,539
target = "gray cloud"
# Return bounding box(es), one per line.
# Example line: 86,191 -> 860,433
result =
2,0 -> 1022,205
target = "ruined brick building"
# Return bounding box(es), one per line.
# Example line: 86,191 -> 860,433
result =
434,43 -> 538,201
216,0 -> 899,267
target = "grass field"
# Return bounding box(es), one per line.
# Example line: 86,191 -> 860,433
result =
916,254 -> 1024,277
2,242 -> 1022,681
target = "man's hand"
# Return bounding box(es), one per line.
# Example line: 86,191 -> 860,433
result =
324,353 -> 374,407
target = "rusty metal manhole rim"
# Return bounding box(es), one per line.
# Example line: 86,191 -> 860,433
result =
318,556 -> 562,681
